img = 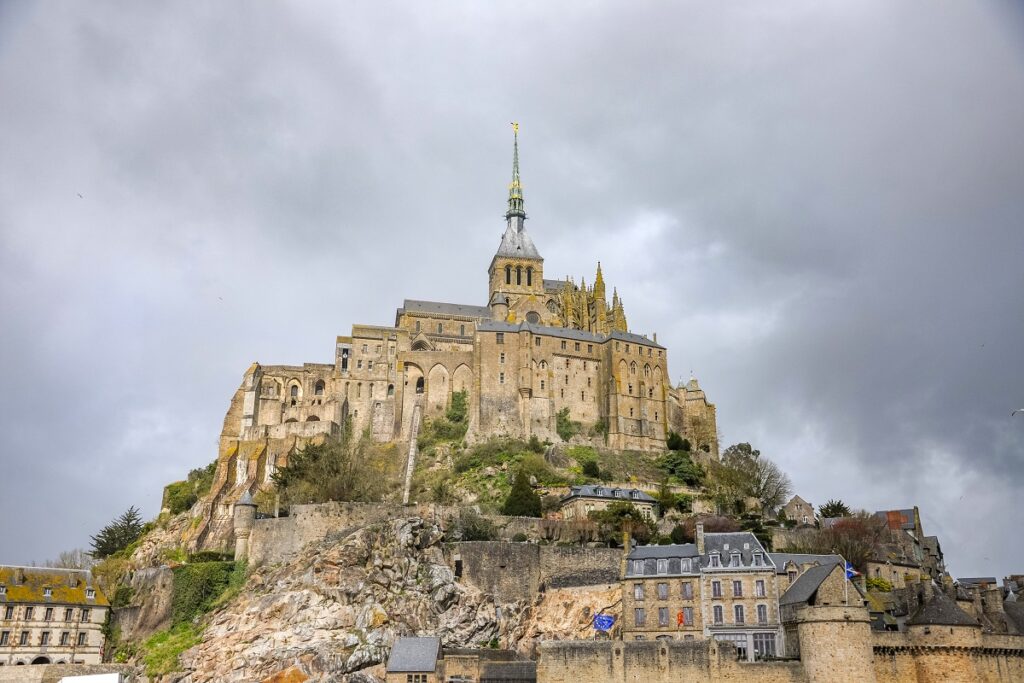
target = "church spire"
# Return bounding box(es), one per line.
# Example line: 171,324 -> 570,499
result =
506,122 -> 526,222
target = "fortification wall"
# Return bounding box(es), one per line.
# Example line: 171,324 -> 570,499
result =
537,640 -> 806,683
0,663 -> 141,682
247,501 -> 620,566
456,542 -> 621,601
872,631 -> 1024,683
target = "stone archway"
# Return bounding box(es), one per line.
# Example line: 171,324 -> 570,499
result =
31,656 -> 50,664
427,363 -> 450,415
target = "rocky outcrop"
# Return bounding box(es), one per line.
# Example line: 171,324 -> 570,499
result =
171,518 -> 619,683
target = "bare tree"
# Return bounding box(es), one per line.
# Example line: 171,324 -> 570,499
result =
45,548 -> 94,570
710,443 -> 793,515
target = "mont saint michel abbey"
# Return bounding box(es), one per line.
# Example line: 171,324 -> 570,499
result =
202,128 -> 718,530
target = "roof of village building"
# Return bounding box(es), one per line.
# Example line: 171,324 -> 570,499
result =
625,533 -> 773,578
562,485 -> 656,503
874,508 -> 918,532
399,299 -> 493,319
907,588 -> 979,627
1005,600 -> 1024,633
779,563 -> 843,606
0,566 -> 109,607
767,553 -> 843,575
957,577 -> 999,587
387,637 -> 441,672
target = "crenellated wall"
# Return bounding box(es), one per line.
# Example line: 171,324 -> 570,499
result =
873,630 -> 1024,683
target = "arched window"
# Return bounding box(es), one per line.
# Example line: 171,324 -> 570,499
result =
314,380 -> 325,395
387,384 -> 394,397
644,365 -> 651,378
505,265 -> 512,284
516,266 -> 522,285
526,267 -> 533,286
290,385 -> 299,397
306,415 -> 320,422
369,383 -> 374,398
284,418 -> 298,424
416,377 -> 425,394
630,362 -> 637,375
357,383 -> 361,398
437,322 -> 443,334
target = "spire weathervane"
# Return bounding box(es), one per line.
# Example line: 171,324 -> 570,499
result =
506,122 -> 526,222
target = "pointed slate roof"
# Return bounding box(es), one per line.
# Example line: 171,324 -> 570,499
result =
494,223 -> 542,260
908,588 -> 979,627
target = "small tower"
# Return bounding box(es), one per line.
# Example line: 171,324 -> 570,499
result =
233,491 -> 257,562
593,262 -> 608,333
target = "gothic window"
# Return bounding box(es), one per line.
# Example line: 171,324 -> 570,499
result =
416,377 -> 424,394
526,266 -> 533,286
387,384 -> 394,397
460,324 -> 466,336
506,265 -> 512,284
315,380 -> 325,395
516,266 -> 522,285
437,322 -> 443,334
630,362 -> 637,375
644,364 -> 650,378
290,385 -> 299,398
540,360 -> 546,369
415,320 -> 421,332
546,299 -> 558,314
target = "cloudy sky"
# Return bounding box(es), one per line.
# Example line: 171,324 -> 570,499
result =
1,1 -> 1022,578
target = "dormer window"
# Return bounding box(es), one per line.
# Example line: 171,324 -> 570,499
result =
710,553 -> 721,568
0,584 -> 5,596
631,491 -> 639,499
681,559 -> 691,572
86,588 -> 95,600
753,553 -> 763,567
657,559 -> 668,574
43,587 -> 52,598
631,560 -> 643,574
731,552 -> 742,567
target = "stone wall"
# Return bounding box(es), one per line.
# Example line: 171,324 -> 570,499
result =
872,630 -> 1024,683
537,640 -> 806,683
0,663 -> 140,682
456,542 -> 622,602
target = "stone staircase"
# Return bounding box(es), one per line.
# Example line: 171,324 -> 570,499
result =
402,401 -> 423,505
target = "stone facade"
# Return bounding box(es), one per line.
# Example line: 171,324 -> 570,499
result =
620,528 -> 783,660
781,495 -> 815,526
558,485 -> 658,522
185,130 -> 718,550
0,567 -> 108,666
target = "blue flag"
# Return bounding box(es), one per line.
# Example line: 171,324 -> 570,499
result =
845,561 -> 861,579
593,614 -> 615,631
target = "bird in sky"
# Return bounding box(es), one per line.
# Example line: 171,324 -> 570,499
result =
77,193 -> 83,198
1013,409 -> 1024,416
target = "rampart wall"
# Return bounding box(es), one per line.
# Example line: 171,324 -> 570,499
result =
0,663 -> 140,682
537,640 -> 807,683
872,630 -> 1024,683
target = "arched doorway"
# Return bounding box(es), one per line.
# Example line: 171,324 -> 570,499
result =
31,656 -> 50,664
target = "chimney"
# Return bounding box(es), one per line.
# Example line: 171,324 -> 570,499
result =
696,523 -> 705,555
620,530 -> 632,579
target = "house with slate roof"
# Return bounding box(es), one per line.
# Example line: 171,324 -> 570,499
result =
559,485 -> 658,521
620,524 -> 783,661
0,566 -> 109,666
386,638 -> 535,683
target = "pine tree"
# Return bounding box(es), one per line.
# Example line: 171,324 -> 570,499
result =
89,506 -> 144,559
501,470 -> 541,517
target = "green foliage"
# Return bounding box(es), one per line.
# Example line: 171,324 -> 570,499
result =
866,577 -> 894,592
591,419 -> 608,437
272,425 -> 397,505
527,435 -> 545,454
456,509 -> 496,541
446,390 -> 468,423
819,499 -> 852,519
581,459 -> 601,478
666,431 -> 690,451
511,532 -> 528,542
669,524 -> 688,544
171,562 -> 236,626
431,476 -> 459,505
556,407 -> 580,441
111,586 -> 135,609
90,506 -> 145,559
188,550 -> 232,563
163,461 -> 218,515
142,623 -> 204,678
657,451 -> 705,487
589,501 -> 657,544
739,513 -> 773,551
709,443 -> 792,515
502,470 -> 542,517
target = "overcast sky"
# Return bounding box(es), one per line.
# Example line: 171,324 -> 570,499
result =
1,1 -> 1022,578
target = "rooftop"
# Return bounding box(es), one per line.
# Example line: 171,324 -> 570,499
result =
767,553 -> 843,576
387,637 -> 441,673
908,589 -> 979,627
563,485 -> 656,503
0,566 -> 108,607
780,563 -> 842,606
399,299 -> 492,319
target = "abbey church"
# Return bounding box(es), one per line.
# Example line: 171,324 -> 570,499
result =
200,128 -> 717,531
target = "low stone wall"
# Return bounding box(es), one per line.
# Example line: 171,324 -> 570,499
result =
0,663 -> 140,682
537,640 -> 806,683
456,542 -> 622,601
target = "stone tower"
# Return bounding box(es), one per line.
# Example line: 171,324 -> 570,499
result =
487,123 -> 546,321
232,490 -> 257,562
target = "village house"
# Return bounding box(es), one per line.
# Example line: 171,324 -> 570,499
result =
0,566 -> 108,666
558,485 -> 658,521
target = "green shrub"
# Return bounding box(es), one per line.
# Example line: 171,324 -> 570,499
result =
188,550 -> 232,563
556,408 -> 580,441
446,390 -> 468,423
666,431 -> 690,451
171,562 -> 236,626
511,532 -> 528,542
502,470 -> 542,517
656,451 -> 705,486
111,586 -> 135,609
866,577 -> 893,592
527,435 -> 545,454
457,509 -> 496,541
581,459 -> 601,478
